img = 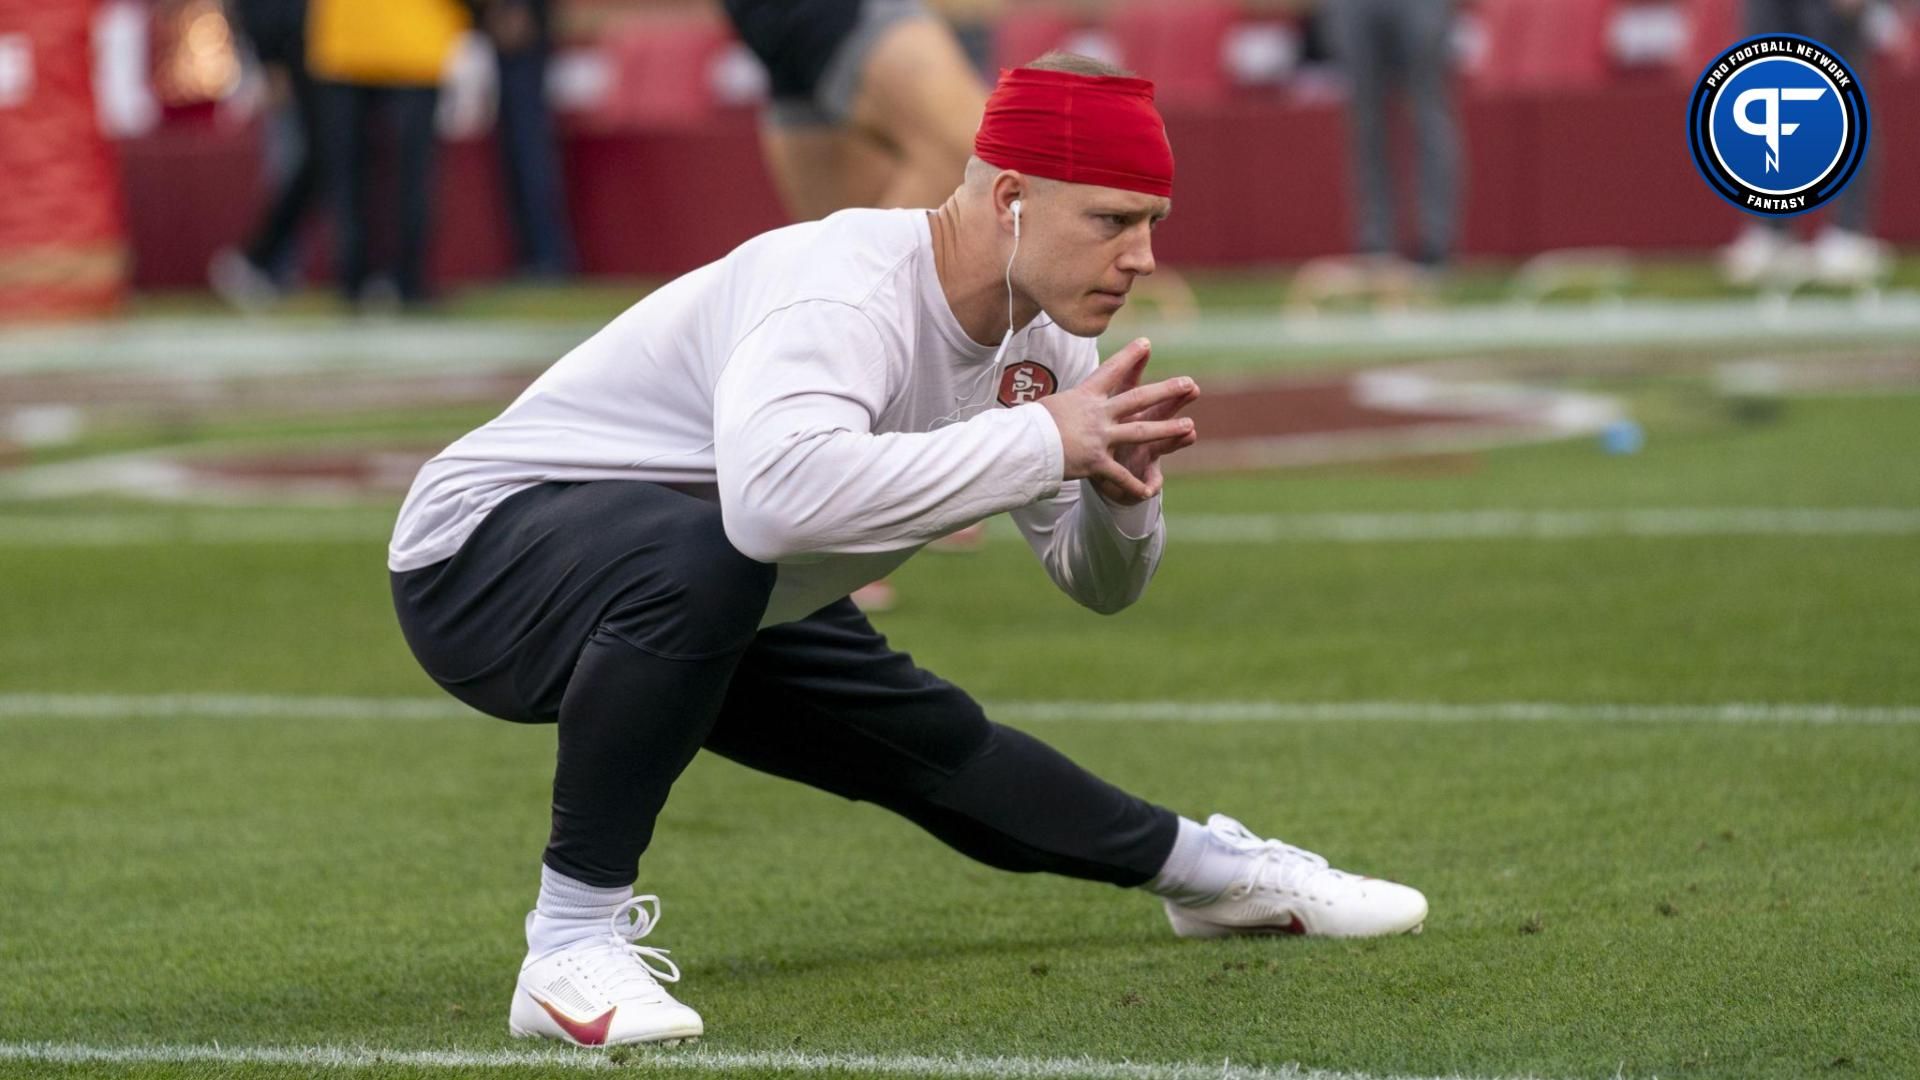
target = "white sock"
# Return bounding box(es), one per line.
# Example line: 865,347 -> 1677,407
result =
1143,816 -> 1243,906
525,865 -> 632,956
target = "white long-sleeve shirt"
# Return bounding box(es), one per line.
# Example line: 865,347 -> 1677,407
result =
388,207 -> 1165,626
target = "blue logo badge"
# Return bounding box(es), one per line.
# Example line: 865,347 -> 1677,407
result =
1688,34 -> 1868,217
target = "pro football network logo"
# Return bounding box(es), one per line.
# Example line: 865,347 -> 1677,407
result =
997,361 -> 1057,407
1688,34 -> 1868,216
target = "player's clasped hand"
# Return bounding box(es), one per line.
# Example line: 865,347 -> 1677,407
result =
1038,337 -> 1200,505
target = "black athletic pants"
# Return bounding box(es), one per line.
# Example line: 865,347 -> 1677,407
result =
391,481 -> 1178,889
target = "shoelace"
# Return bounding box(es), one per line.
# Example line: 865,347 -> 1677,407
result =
1211,816 -> 1348,897
587,895 -> 681,997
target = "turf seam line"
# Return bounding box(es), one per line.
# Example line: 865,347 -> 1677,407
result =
1,693 -> 1916,726
0,1039 -> 1583,1080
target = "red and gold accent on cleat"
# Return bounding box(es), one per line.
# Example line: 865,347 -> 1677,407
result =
1247,913 -> 1308,936
536,999 -> 617,1045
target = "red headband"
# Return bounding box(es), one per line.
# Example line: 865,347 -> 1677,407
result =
973,67 -> 1174,198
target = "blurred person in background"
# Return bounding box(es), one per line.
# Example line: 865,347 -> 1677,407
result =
209,0 -> 320,308
483,0 -> 574,280
724,0 -> 996,610
307,0 -> 474,309
721,0 -> 989,221
930,0 -> 1006,76
1720,0 -> 1889,288
1323,0 -> 1463,275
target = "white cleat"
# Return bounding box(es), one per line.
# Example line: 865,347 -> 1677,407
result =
1163,814 -> 1428,939
1719,224 -> 1796,288
508,895 -> 704,1047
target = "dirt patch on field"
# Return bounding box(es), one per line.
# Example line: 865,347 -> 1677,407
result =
1171,369 -> 1618,471
178,448 -> 435,495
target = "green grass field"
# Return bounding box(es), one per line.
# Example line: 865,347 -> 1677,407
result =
3,280 -> 1919,1079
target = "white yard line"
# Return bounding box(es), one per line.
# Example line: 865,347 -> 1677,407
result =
1,693 -> 1914,727
0,693 -> 474,721
1128,294 -> 1920,358
993,701 -> 1920,727
0,510 -> 400,545
0,1039 -> 1576,1080
4,296 -> 1917,376
1166,507 -> 1920,542
4,507 -> 1920,548
0,318 -> 595,377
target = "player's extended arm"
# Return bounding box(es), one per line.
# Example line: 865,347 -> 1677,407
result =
1007,480 -> 1163,615
713,303 -> 1062,563
1011,339 -> 1200,613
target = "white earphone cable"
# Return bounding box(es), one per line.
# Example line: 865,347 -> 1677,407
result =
1004,209 -> 1019,347
938,201 -> 1024,420
988,202 -> 1021,369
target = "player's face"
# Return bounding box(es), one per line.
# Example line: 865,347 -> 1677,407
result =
1020,183 -> 1170,337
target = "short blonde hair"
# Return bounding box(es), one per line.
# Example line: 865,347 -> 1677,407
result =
1020,50 -> 1135,78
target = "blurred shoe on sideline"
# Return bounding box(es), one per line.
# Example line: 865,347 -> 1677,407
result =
928,522 -> 988,553
1368,253 -> 1440,311
352,276 -> 404,318
1719,225 -> 1795,287
208,247 -> 282,312
1809,227 -> 1891,289
850,579 -> 896,613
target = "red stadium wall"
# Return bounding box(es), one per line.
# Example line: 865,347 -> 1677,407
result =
119,71 -> 1920,289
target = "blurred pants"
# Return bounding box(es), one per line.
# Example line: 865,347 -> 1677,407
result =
1746,0 -> 1872,233
231,0 -> 322,281
495,41 -> 575,277
1325,0 -> 1461,265
317,82 -> 441,303
244,63 -> 323,280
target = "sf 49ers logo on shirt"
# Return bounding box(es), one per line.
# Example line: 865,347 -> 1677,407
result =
997,361 -> 1058,407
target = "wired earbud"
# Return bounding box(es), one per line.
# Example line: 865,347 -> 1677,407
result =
1011,198 -> 1023,238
